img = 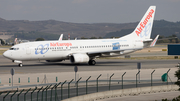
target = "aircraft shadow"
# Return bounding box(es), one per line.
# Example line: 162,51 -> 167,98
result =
0,61 -> 142,68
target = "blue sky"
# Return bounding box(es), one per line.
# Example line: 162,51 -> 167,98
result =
0,0 -> 180,23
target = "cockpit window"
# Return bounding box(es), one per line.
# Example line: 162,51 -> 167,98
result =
10,48 -> 19,50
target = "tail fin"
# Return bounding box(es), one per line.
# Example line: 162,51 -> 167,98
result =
121,6 -> 156,40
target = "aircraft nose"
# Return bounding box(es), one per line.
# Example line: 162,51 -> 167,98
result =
3,51 -> 11,59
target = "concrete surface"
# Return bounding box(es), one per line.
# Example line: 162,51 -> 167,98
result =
0,67 -> 178,87
62,85 -> 179,101
99,91 -> 180,101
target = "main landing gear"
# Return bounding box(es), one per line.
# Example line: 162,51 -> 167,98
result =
88,60 -> 96,65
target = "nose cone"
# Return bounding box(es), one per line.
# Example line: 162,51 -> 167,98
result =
3,51 -> 11,59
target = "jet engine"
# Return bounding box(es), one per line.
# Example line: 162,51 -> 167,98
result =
70,53 -> 89,63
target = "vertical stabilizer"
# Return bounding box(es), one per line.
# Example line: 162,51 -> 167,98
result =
121,6 -> 156,40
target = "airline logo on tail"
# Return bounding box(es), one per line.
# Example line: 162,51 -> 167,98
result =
135,9 -> 155,37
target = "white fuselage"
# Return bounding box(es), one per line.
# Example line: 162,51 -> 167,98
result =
3,38 -> 143,61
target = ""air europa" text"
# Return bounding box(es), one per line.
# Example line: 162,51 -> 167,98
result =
50,42 -> 72,47
135,9 -> 154,36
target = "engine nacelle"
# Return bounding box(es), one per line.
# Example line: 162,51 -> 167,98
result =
70,54 -> 89,63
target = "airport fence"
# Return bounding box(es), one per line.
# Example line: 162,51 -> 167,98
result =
0,69 -> 174,101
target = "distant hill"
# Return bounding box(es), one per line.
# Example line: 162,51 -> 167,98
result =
0,17 -> 180,40
105,20 -> 180,39
0,17 -> 137,40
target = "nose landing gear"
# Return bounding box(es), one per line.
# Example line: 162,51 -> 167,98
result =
13,60 -> 23,67
19,63 -> 23,67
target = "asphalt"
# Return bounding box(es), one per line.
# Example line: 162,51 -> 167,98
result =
0,55 -> 179,74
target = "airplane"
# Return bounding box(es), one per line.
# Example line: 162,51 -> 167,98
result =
3,6 -> 158,67
59,34 -> 63,41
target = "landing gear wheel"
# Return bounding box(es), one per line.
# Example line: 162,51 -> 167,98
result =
19,63 -> 23,67
88,60 -> 96,65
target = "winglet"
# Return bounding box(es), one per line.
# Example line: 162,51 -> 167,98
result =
58,34 -> 63,41
150,35 -> 159,47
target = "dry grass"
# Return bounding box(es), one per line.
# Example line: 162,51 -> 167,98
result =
0,46 -> 11,48
0,46 -> 10,55
100,56 -> 178,60
0,50 -> 6,55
